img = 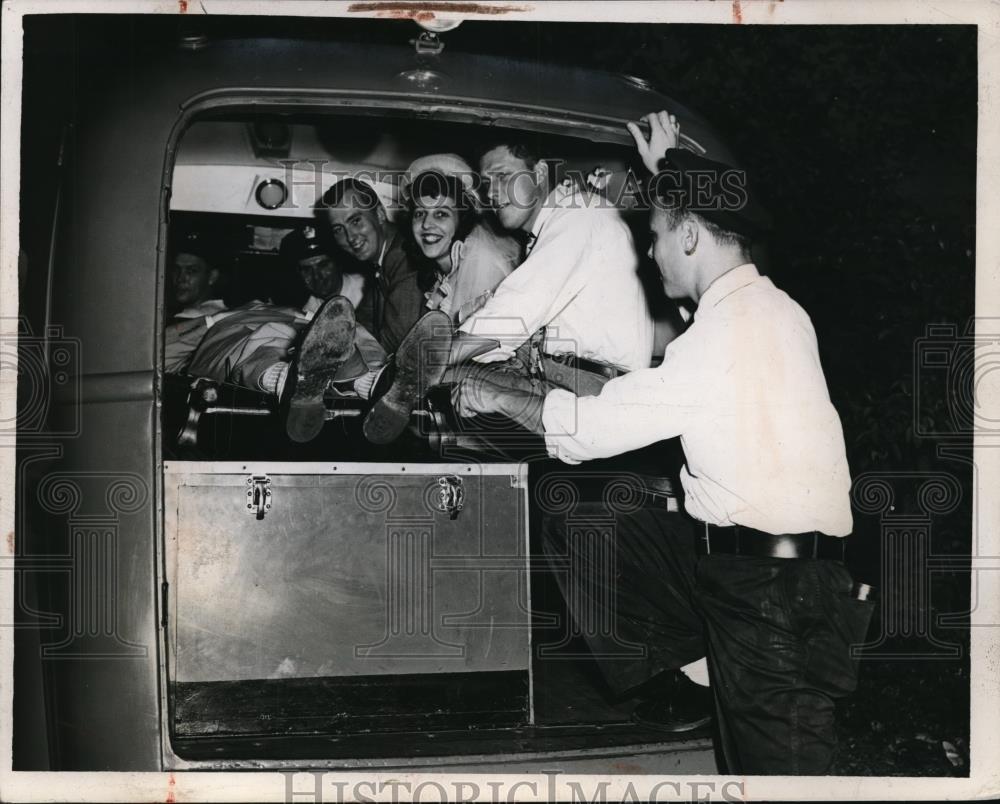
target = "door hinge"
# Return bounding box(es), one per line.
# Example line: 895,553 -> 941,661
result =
246,474 -> 272,520
160,581 -> 169,628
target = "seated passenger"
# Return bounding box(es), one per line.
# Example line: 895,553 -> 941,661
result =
402,154 -> 521,326
169,231 -> 227,318
319,177 -> 424,354
165,228 -> 386,418
280,224 -> 366,318
164,232 -> 228,373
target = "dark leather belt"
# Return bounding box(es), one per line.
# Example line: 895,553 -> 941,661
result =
697,522 -> 846,562
543,352 -> 625,380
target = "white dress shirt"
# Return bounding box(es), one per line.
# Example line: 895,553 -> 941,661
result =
542,264 -> 853,536
459,185 -> 654,372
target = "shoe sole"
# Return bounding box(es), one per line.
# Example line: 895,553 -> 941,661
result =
363,310 -> 452,444
285,297 -> 356,443
630,711 -> 712,734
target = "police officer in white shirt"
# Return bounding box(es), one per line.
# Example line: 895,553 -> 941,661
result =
454,111 -> 874,775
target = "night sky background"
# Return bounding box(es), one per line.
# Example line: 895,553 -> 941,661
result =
17,13 -> 976,775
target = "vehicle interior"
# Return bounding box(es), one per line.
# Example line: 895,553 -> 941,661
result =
162,110 -> 694,763
164,111 -> 682,462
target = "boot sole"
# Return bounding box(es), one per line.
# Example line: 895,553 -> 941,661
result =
363,310 -> 452,444
630,712 -> 712,734
285,297 -> 356,443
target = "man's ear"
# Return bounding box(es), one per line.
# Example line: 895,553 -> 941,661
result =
208,268 -> 220,288
682,219 -> 699,255
375,205 -> 388,227
534,159 -> 548,184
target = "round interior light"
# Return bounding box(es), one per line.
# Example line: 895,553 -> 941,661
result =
255,179 -> 288,210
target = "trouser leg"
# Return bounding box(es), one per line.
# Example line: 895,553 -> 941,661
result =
443,353 -> 610,408
352,324 -> 388,371
164,317 -> 210,373
539,355 -> 611,397
331,326 -> 389,399
187,319 -> 301,391
695,555 -> 874,774
540,503 -> 706,696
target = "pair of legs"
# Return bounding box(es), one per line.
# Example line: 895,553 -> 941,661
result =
542,500 -> 873,774
287,304 -> 618,445
285,299 -> 455,444
175,300 -> 386,398
285,296 -> 637,447
443,345 -> 613,399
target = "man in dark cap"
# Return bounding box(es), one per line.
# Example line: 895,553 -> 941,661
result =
454,110 -> 873,775
165,231 -> 228,373
280,224 -> 367,319
168,231 -> 227,317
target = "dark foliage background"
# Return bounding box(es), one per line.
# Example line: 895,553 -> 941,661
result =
438,21 -> 978,776
19,14 -> 976,776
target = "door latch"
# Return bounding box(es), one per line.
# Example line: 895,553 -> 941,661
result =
246,474 -> 272,520
435,475 -> 465,520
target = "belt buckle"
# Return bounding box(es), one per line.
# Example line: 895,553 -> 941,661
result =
528,344 -> 544,387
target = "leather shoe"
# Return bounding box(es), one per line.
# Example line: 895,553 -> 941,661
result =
631,670 -> 713,733
283,296 -> 356,443
363,310 -> 452,444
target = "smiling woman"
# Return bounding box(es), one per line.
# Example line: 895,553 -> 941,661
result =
404,160 -> 521,325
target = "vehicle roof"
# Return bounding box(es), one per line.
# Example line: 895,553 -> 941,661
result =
109,35 -> 733,159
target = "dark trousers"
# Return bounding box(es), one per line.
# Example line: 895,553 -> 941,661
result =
541,502 -> 874,775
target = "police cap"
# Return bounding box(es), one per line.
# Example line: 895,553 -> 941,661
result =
649,148 -> 772,239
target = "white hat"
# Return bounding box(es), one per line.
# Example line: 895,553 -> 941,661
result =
402,153 -> 478,202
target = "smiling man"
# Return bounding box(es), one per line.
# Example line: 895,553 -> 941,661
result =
320,177 -> 424,354
458,137 -> 654,381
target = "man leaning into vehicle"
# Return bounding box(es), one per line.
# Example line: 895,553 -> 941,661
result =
355,133 -> 658,445
458,135 -> 654,381
453,110 -> 875,775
